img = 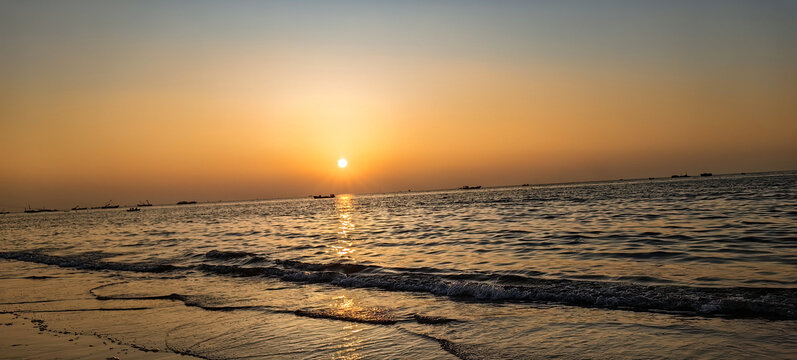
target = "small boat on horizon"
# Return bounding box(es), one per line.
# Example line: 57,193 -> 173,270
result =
671,174 -> 689,178
460,185 -> 482,190
92,201 -> 119,209
176,200 -> 197,205
313,194 -> 335,199
24,205 -> 58,213
127,207 -> 140,212
700,173 -> 713,177
137,200 -> 153,207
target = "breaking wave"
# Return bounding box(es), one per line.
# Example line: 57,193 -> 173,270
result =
2,249 -> 796,320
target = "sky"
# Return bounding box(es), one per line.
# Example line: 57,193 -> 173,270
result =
1,0 -> 796,210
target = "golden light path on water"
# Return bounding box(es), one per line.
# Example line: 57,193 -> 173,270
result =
332,195 -> 356,258
332,294 -> 367,360
331,195 -> 366,360
325,195 -> 401,359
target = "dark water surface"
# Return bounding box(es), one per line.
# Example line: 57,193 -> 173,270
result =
1,172 -> 796,359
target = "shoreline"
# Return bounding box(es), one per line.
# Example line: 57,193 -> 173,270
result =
0,312 -> 195,360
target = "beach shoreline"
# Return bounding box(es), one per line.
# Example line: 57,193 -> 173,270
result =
0,312 -> 194,360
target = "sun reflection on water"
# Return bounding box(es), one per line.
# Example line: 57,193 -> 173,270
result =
301,294 -> 395,359
327,198 -> 372,359
334,322 -> 364,360
330,195 -> 357,259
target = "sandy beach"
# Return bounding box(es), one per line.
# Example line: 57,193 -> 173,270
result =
0,259 -> 197,360
0,313 -> 193,360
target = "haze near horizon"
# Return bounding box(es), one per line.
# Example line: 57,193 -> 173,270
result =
1,0 -> 796,210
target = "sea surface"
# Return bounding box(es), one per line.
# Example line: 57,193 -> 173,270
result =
1,172 -> 796,359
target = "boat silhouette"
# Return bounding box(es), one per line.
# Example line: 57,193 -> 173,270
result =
127,207 -> 141,212
313,194 -> 335,199
24,205 -> 58,213
460,185 -> 482,190
92,201 -> 119,209
176,200 -> 197,205
700,173 -> 713,177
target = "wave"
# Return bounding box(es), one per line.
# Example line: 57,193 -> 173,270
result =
293,308 -> 398,325
203,250 -> 253,259
412,314 -> 459,324
3,249 -> 796,320
11,307 -> 154,312
0,250 -> 178,273
409,331 -> 532,360
90,284 -> 460,326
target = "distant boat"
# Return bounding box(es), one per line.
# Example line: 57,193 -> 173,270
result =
460,185 -> 482,190
92,201 -> 119,209
0,210 -> 9,215
176,200 -> 197,205
700,173 -> 713,177
24,205 -> 58,213
671,174 -> 689,178
648,177 -> 656,180
521,184 -> 530,187
71,205 -> 87,211
313,194 -> 335,199
137,200 -> 153,207
126,207 -> 140,212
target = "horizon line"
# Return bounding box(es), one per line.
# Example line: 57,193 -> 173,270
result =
2,169 -> 794,213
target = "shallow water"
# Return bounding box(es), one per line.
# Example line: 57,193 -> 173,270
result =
1,172 -> 796,359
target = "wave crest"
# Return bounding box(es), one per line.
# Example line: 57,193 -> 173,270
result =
3,249 -> 795,320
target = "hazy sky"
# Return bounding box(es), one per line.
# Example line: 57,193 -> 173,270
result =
1,0 -> 796,209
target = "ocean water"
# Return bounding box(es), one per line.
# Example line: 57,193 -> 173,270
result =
1,172 -> 796,359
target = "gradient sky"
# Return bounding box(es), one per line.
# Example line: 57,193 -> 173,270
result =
1,0 -> 796,209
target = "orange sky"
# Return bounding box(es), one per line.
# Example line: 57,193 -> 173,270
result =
1,1 -> 796,210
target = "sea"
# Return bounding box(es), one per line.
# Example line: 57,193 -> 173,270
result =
1,172 -> 796,359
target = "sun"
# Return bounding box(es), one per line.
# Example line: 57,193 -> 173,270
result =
337,158 -> 348,168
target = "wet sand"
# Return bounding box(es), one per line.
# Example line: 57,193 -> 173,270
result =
0,260 -> 458,359
0,260 -> 199,359
0,313 -> 191,360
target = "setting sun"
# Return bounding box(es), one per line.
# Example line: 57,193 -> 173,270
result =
338,158 -> 348,168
